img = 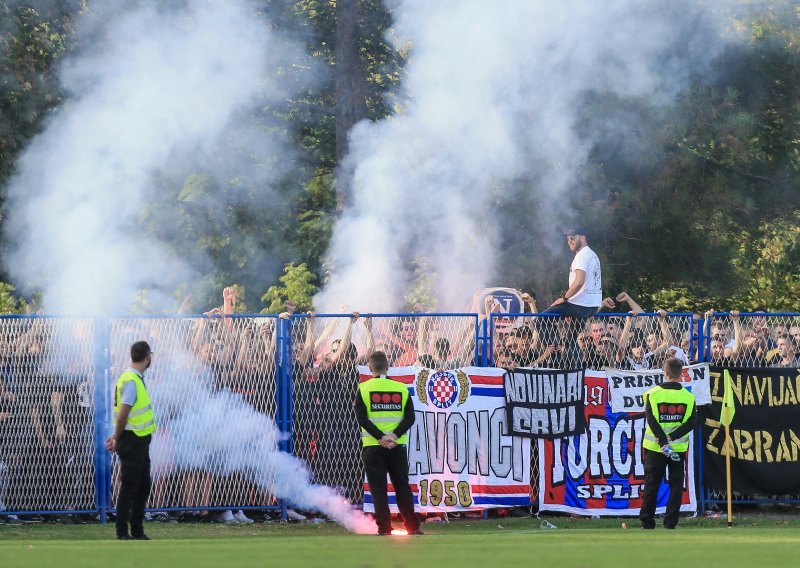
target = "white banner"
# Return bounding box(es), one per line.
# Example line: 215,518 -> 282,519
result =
359,366 -> 531,512
606,363 -> 711,414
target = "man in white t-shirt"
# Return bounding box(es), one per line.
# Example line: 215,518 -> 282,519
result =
544,226 -> 602,318
543,226 -> 602,368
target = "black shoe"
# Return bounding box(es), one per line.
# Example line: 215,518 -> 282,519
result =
131,534 -> 151,540
641,525 -> 655,530
178,512 -> 199,524
117,535 -> 131,540
408,529 -> 425,535
198,513 -> 215,524
664,526 -> 676,530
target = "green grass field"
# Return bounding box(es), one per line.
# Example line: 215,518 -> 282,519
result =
2,514 -> 799,567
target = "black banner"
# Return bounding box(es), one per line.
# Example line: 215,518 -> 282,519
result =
503,368 -> 585,439
703,366 -> 800,495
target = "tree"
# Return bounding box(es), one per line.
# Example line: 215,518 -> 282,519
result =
261,262 -> 318,313
0,1 -> 76,204
729,211 -> 800,311
0,281 -> 30,314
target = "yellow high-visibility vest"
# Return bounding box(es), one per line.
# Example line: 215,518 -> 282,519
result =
643,385 -> 694,453
358,377 -> 408,447
114,371 -> 156,437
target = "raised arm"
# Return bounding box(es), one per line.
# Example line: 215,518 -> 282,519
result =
616,291 -> 644,314
328,312 -> 358,366
521,292 -> 538,314
726,311 -> 743,360
651,310 -> 672,357
452,319 -> 479,366
417,316 -> 429,356
363,315 -> 375,356
617,312 -> 638,350
190,311 -> 214,354
260,318 -> 277,356
293,312 -> 317,367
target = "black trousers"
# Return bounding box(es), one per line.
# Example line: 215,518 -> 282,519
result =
541,303 -> 598,368
639,448 -> 685,529
115,431 -> 151,538
363,445 -> 419,533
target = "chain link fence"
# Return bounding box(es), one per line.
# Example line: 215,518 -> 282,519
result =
108,315 -> 280,516
288,314 -> 479,505
489,312 -> 697,507
2,311 -> 800,518
699,313 -> 800,507
490,312 -> 698,370
703,312 -> 800,368
0,317 -> 96,514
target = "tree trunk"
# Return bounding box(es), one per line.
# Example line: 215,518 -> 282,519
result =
335,0 -> 368,206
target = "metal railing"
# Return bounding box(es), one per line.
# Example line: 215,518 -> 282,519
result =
0,311 -> 797,519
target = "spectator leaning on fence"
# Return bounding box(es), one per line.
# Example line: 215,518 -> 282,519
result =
772,334 -> 800,368
105,341 -> 156,541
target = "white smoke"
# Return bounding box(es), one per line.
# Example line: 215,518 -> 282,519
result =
3,0 -> 305,314
316,0 -> 746,312
150,346 -> 375,534
3,0 -> 376,532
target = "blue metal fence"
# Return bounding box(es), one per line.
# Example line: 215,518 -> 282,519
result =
0,311 -> 797,520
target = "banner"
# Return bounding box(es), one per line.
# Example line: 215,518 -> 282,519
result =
607,363 -> 711,414
703,366 -> 800,495
539,370 -> 696,516
359,367 -> 531,512
504,369 -> 586,438
469,288 -> 523,333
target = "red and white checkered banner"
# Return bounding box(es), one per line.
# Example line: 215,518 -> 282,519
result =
358,367 -> 532,512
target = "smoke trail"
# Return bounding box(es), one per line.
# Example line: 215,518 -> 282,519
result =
146,340 -> 375,534
316,0 -> 748,311
2,0 -> 308,314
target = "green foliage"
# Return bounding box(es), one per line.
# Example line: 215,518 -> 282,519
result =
403,257 -> 437,312
261,262 -> 318,313
728,211 -> 800,311
293,171 -> 337,274
2,1 -> 800,313
0,281 -> 30,314
0,1 -> 76,192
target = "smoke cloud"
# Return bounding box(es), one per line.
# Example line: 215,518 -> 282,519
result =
317,0 -> 748,312
4,0 -> 376,533
3,0 -> 308,314
151,346 -> 374,534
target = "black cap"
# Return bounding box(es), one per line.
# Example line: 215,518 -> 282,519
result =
563,226 -> 588,237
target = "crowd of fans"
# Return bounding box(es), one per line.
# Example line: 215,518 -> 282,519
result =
1,286 -> 799,524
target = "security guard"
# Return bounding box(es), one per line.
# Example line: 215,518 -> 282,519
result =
105,341 -> 157,540
639,357 -> 696,529
355,351 -> 422,535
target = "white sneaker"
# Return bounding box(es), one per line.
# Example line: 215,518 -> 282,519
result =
219,510 -> 236,524
144,512 -> 153,522
286,509 -> 307,522
234,510 -> 254,524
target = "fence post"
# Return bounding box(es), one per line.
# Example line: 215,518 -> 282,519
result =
284,316 -> 294,457
484,316 -> 492,366
695,316 -> 705,362
275,315 -> 292,521
92,317 -> 111,524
